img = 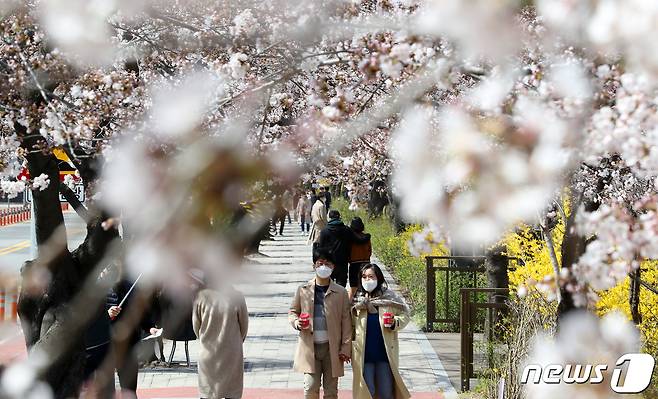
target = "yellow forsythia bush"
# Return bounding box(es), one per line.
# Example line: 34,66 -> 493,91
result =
504,215 -> 658,391
596,262 -> 658,353
503,221 -> 563,317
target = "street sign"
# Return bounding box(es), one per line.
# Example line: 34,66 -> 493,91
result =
25,184 -> 85,204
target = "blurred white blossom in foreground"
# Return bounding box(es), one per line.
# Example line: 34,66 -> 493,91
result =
523,311 -> 641,399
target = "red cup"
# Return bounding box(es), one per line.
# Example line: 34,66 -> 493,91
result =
299,312 -> 310,329
383,312 -> 394,328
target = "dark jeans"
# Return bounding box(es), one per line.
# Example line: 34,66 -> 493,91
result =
331,263 -> 348,287
300,215 -> 310,232
364,362 -> 394,399
272,215 -> 286,235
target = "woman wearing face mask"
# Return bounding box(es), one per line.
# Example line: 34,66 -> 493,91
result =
289,247 -> 352,399
351,264 -> 411,399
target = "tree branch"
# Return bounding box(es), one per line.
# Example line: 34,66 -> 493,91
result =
59,182 -> 89,222
640,278 -> 658,295
541,222 -> 561,302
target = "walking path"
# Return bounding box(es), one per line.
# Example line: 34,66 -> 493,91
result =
134,222 -> 457,398
0,221 -> 457,398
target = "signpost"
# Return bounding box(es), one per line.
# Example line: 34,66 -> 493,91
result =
24,184 -> 85,204
20,148 -> 82,259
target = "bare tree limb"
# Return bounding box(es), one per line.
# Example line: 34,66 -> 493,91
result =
59,182 -> 89,222
540,222 -> 561,302
640,278 -> 658,295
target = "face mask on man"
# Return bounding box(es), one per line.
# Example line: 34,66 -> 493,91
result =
307,194 -> 311,199
316,265 -> 333,279
362,279 -> 378,293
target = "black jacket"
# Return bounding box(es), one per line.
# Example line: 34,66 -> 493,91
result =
108,279 -> 155,344
317,219 -> 370,266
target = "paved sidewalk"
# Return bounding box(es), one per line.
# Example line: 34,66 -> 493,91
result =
0,221 -> 457,398
136,222 -> 456,398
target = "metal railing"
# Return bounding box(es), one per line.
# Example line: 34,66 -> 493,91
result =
425,255 -> 524,332
425,256 -> 486,332
460,287 -> 509,392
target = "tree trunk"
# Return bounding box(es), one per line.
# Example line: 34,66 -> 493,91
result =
367,179 -> 388,218
17,130 -> 118,397
629,268 -> 642,325
485,245 -> 509,340
557,194 -> 587,322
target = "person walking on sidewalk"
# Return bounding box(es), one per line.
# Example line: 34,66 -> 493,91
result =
348,217 -> 372,299
307,193 -> 328,244
321,186 -> 332,211
317,210 -> 371,287
297,191 -> 312,233
273,195 -> 289,236
193,278 -> 249,399
289,247 -> 352,399
351,264 -> 411,399
283,189 -> 294,223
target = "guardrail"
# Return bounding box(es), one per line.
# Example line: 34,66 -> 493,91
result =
0,203 -> 69,227
425,255 -> 524,332
460,287 -> 509,392
0,287 -> 18,322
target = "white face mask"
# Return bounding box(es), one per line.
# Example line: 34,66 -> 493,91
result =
362,279 -> 377,293
307,194 -> 311,199
316,265 -> 333,279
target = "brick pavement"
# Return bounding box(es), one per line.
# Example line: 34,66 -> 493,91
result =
136,222 -> 457,398
0,221 -> 458,398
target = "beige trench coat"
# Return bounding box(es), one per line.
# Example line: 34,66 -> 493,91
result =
351,289 -> 411,399
193,288 -> 249,399
296,197 -> 311,221
289,279 -> 352,378
307,200 -> 327,244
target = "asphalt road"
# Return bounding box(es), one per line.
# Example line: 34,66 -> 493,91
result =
0,210 -> 87,275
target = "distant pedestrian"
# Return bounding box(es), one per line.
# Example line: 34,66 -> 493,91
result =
273,196 -> 288,236
321,186 -> 332,211
317,210 -> 371,287
351,264 -> 411,399
289,247 -> 352,399
193,281 -> 249,399
308,193 -> 328,244
283,190 -> 294,223
348,217 -> 372,299
297,191 -> 312,233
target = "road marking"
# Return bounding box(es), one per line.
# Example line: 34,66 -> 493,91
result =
0,226 -> 86,256
0,241 -> 30,256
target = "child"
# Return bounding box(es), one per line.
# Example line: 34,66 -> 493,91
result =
289,247 -> 352,399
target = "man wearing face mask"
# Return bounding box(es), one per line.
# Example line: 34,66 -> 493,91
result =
289,247 -> 352,399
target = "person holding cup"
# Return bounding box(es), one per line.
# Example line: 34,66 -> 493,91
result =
289,246 -> 352,399
351,263 -> 411,399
